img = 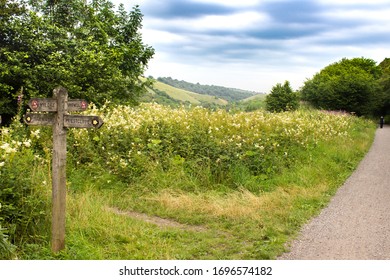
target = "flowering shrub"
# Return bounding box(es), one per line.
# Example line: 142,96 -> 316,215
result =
1,105 -> 369,190
0,122 -> 49,252
68,103 -> 369,185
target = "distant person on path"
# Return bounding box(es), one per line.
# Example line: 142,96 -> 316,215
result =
380,116 -> 384,128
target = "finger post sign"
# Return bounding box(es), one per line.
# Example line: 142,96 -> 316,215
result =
24,87 -> 104,253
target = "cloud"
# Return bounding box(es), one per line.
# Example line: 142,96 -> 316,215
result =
112,0 -> 390,92
146,11 -> 270,33
191,0 -> 261,8
262,1 -> 323,24
317,0 -> 390,6
140,0 -> 234,19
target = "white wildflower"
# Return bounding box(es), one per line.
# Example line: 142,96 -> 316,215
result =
0,143 -> 16,153
31,129 -> 41,139
23,140 -> 31,148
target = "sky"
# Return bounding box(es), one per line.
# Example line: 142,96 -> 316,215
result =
111,0 -> 390,93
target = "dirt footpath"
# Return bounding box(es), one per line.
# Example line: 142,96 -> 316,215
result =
279,126 -> 390,260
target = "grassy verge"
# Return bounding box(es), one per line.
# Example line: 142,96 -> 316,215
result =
17,115 -> 376,260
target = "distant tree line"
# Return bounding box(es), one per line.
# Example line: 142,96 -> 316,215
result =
156,77 -> 259,102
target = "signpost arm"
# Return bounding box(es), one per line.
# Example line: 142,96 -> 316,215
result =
51,87 -> 68,253
26,87 -> 102,252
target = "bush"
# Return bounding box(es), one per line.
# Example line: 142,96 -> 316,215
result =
0,122 -> 50,254
301,57 -> 383,116
0,223 -> 15,259
265,81 -> 299,112
68,103 -> 363,188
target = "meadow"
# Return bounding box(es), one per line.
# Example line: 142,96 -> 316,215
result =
145,79 -> 228,106
0,104 -> 376,259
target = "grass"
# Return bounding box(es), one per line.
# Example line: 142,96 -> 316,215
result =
241,93 -> 267,102
149,79 -> 228,105
17,117 -> 375,260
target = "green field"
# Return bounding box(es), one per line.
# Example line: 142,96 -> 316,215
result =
146,79 -> 228,106
241,93 -> 267,102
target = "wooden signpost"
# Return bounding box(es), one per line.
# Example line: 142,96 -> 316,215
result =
24,87 -> 103,253
28,98 -> 89,112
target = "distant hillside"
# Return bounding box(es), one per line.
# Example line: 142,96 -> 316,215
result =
156,77 -> 261,102
241,93 -> 267,103
141,78 -> 228,107
236,93 -> 267,112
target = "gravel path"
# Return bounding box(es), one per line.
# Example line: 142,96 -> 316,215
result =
279,126 -> 390,260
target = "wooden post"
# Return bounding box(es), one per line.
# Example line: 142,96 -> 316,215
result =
24,87 -> 103,253
51,87 -> 68,253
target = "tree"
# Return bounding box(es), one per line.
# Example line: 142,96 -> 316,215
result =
0,0 -> 27,121
0,0 -> 154,125
301,57 -> 383,116
378,58 -> 390,117
265,81 -> 299,112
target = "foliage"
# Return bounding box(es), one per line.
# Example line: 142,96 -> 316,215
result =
242,99 -> 266,112
0,0 -> 154,124
301,57 -> 383,116
0,223 -> 16,259
69,103 -> 361,189
378,58 -> 390,117
156,77 -> 259,102
265,81 -> 299,112
0,122 -> 50,252
225,94 -> 266,113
